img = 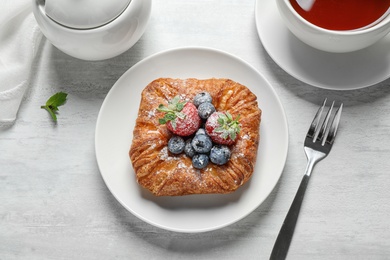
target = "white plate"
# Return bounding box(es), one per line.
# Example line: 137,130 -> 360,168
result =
95,47 -> 288,233
255,0 -> 390,90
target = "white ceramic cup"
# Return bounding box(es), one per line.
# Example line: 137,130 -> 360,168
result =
32,0 -> 152,61
276,0 -> 390,53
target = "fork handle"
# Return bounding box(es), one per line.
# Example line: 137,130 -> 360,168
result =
270,155 -> 320,260
270,173 -> 310,260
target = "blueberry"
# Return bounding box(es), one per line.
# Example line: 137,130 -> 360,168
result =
167,136 -> 185,154
184,139 -> 196,158
195,128 -> 206,136
191,134 -> 212,153
210,145 -> 231,165
198,102 -> 216,120
192,154 -> 209,169
193,92 -> 212,107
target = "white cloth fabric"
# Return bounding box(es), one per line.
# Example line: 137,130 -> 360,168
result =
0,0 -> 42,124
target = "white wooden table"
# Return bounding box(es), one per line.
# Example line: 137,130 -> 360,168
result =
2,1 -> 390,259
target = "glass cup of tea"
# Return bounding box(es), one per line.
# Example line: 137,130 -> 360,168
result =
276,0 -> 390,52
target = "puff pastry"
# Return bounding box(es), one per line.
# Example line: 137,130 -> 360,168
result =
129,78 -> 262,196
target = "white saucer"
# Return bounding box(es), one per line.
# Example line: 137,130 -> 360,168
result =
255,0 -> 390,90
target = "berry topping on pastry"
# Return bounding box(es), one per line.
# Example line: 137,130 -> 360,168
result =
167,136 -> 185,154
210,145 -> 231,165
205,111 -> 241,145
184,139 -> 196,158
195,128 -> 206,136
192,154 -> 210,169
193,91 -> 212,107
129,78 -> 261,196
191,134 -> 213,154
197,102 -> 216,120
158,92 -> 239,168
157,96 -> 201,136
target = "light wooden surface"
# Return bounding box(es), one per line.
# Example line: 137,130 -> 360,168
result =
2,1 -> 390,259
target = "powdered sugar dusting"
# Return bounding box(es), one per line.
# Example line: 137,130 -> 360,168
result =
147,130 -> 160,135
232,152 -> 245,159
159,147 -> 169,160
205,167 -> 212,172
147,110 -> 156,119
180,93 -> 187,101
242,134 -> 250,140
177,162 -> 186,169
159,146 -> 181,161
205,112 -> 220,129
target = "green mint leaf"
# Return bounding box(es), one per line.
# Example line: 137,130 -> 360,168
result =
48,105 -> 59,112
41,105 -> 57,121
46,92 -> 67,108
41,92 -> 68,122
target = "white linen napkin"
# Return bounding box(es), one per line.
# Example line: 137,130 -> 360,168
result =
0,0 -> 42,125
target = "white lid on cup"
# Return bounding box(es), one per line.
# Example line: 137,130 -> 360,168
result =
44,0 -> 132,29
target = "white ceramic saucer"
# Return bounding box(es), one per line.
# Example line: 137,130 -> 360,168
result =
95,47 -> 288,233
255,0 -> 390,90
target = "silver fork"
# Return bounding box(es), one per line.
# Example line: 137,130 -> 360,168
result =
270,99 -> 343,260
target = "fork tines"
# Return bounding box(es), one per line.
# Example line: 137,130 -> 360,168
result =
307,99 -> 343,146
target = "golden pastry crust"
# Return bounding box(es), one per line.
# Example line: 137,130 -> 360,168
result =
129,78 -> 262,196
